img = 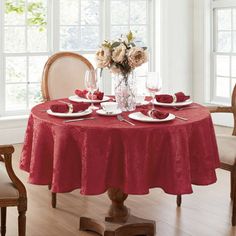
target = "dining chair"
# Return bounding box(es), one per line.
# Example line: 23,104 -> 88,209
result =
41,51 -> 94,101
0,145 -> 27,236
41,52 -> 94,208
177,83 -> 236,226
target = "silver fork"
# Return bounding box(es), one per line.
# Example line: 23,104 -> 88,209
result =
173,106 -> 198,111
59,100 -> 71,105
117,114 -> 135,126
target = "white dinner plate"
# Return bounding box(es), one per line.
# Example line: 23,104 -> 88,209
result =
136,101 -> 149,106
68,95 -> 110,103
154,99 -> 193,107
47,109 -> 92,118
96,109 -> 122,116
128,112 -> 175,123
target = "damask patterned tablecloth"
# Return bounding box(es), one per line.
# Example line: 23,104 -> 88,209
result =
20,99 -> 220,195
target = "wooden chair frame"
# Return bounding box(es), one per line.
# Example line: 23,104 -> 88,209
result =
41,51 -> 94,101
177,84 -> 236,226
0,145 -> 27,236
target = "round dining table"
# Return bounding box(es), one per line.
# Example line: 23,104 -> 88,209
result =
20,98 -> 220,236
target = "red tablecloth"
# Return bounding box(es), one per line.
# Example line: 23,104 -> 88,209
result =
20,99 -> 220,195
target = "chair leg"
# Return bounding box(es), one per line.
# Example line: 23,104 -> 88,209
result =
18,209 -> 26,236
231,171 -> 235,200
1,207 -> 6,236
48,184 -> 51,190
52,192 -> 57,208
232,166 -> 236,226
177,195 -> 182,207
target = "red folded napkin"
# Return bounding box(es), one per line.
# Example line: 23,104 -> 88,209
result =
50,102 -> 89,113
155,92 -> 190,103
75,89 -> 104,100
140,108 -> 169,119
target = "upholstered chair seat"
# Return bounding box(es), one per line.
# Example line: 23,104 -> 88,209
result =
0,145 -> 27,236
0,162 -> 19,199
216,135 -> 236,165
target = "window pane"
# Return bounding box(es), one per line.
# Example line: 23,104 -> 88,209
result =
27,27 -> 47,52
216,55 -> 230,77
4,0 -> 25,25
4,27 -> 26,53
111,26 -> 129,39
216,77 -> 230,98
111,1 -> 129,25
130,0 -> 147,24
29,56 -> 48,82
233,9 -> 236,30
232,56 -> 236,77
6,57 -> 27,83
60,0 -> 79,25
6,84 -> 27,111
81,26 -> 99,50
27,0 -> 47,27
217,31 -> 231,52
130,26 -> 147,44
81,0 -> 99,25
234,32 -> 236,52
28,83 -> 42,107
60,26 -> 79,50
232,79 -> 236,93
217,9 -> 231,31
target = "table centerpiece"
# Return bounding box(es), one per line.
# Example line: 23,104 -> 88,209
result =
95,31 -> 148,111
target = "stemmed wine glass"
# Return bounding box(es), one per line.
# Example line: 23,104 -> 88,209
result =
85,69 -> 99,110
146,72 -> 161,110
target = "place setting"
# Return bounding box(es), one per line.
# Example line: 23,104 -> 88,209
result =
69,69 -> 109,108
46,101 -> 93,120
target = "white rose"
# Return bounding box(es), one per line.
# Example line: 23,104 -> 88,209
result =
112,43 -> 126,63
95,47 -> 111,68
127,47 -> 148,68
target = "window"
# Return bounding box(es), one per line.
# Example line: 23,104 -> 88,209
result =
0,0 -> 155,116
211,0 -> 236,104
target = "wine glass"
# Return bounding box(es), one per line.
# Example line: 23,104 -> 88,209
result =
146,72 -> 161,110
85,69 -> 99,110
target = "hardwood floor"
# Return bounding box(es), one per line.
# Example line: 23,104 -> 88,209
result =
4,126 -> 236,236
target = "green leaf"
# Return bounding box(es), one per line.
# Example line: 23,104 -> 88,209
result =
111,42 -> 121,48
126,31 -> 134,43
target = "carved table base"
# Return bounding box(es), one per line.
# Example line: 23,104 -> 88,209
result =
80,188 -> 156,236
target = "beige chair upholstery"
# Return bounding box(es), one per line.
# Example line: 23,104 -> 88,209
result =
0,145 -> 27,236
216,135 -> 236,166
41,52 -> 94,101
0,162 -> 19,199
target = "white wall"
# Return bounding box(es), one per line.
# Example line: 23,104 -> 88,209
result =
160,0 -> 194,95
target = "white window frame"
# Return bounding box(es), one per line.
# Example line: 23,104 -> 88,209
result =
0,0 -> 52,117
0,0 -> 156,117
211,0 -> 236,104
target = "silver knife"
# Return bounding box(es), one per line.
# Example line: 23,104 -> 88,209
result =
63,117 -> 96,123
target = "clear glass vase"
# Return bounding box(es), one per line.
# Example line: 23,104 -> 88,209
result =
114,72 -> 136,111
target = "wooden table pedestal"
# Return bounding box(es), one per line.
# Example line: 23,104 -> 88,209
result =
80,188 -> 156,236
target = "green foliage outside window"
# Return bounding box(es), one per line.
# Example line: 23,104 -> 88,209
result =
5,0 -> 46,31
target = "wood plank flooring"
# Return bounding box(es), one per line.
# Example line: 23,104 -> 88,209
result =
4,126 -> 236,235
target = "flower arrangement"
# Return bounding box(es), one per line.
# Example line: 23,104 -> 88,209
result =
95,31 -> 148,76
